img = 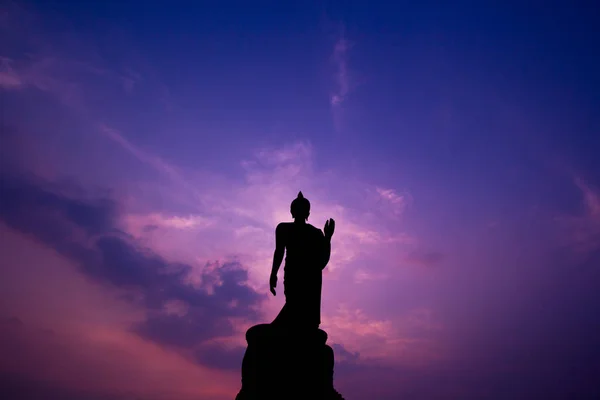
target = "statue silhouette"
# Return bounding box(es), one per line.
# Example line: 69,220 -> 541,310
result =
236,192 -> 344,400
269,191 -> 335,330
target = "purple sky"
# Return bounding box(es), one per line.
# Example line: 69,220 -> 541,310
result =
1,1 -> 599,399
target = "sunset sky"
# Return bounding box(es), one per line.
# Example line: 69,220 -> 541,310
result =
1,1 -> 599,399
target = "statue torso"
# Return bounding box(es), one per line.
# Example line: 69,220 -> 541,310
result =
274,221 -> 325,329
281,222 -> 323,273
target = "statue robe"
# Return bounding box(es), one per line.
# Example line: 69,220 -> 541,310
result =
271,222 -> 329,330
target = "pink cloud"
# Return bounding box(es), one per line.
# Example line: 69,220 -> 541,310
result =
554,176 -> 600,258
1,101 -> 442,390
329,28 -> 356,133
321,304 -> 444,366
330,35 -> 352,107
575,177 -> 600,219
113,138 -> 417,285
0,224 -> 240,399
0,53 -> 94,110
125,212 -> 215,231
353,269 -> 389,283
405,250 -> 445,268
0,320 -> 238,400
0,57 -> 22,88
79,132 -> 436,368
375,186 -> 413,218
99,126 -> 195,191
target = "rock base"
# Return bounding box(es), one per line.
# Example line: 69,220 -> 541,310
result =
235,324 -> 344,400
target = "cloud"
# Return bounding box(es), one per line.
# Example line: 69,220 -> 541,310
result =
125,213 -> 214,231
0,2 -> 171,116
329,29 -> 354,132
253,141 -> 313,168
330,34 -> 352,107
1,115 -> 425,388
0,315 -> 239,400
375,186 -> 411,217
555,176 -> 600,258
1,20 -> 427,382
353,269 -> 388,283
0,53 -> 97,109
240,141 -> 315,188
135,310 -> 232,348
331,342 -> 360,363
99,125 -> 187,185
319,303 -> 446,372
114,139 -> 416,283
323,305 -> 416,361
120,68 -> 143,94
575,176 -> 600,219
98,125 -> 218,212
194,342 -> 247,371
404,250 -> 445,268
0,57 -> 22,88
0,373 -> 129,400
0,171 -> 119,239
134,261 -> 263,348
0,170 -> 265,351
90,137 -> 421,346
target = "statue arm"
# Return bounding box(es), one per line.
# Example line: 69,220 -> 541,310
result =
270,223 -> 285,277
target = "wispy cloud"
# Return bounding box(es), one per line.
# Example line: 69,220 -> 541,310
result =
120,68 -> 143,94
0,57 -> 22,88
575,177 -> 600,219
125,212 -> 215,231
330,28 -> 354,132
87,135 -> 419,322
321,304 -> 443,365
555,176 -> 600,259
98,125 -> 211,208
0,1 -> 172,114
330,36 -> 351,107
3,52 -> 426,380
0,51 -> 108,110
375,186 -> 412,217
353,269 -> 388,283
0,223 -> 240,400
405,250 -> 445,268
0,170 -> 265,387
99,125 -> 182,179
0,312 -> 238,400
0,6 -> 445,394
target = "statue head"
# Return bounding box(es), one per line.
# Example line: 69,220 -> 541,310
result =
290,191 -> 310,221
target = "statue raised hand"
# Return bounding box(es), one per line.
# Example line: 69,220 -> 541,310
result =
324,218 -> 335,240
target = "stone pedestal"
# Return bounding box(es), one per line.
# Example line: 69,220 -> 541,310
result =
235,324 -> 344,400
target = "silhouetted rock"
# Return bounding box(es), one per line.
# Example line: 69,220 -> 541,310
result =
235,324 -> 344,400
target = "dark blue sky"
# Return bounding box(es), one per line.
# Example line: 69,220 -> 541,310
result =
31,0 -> 597,190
